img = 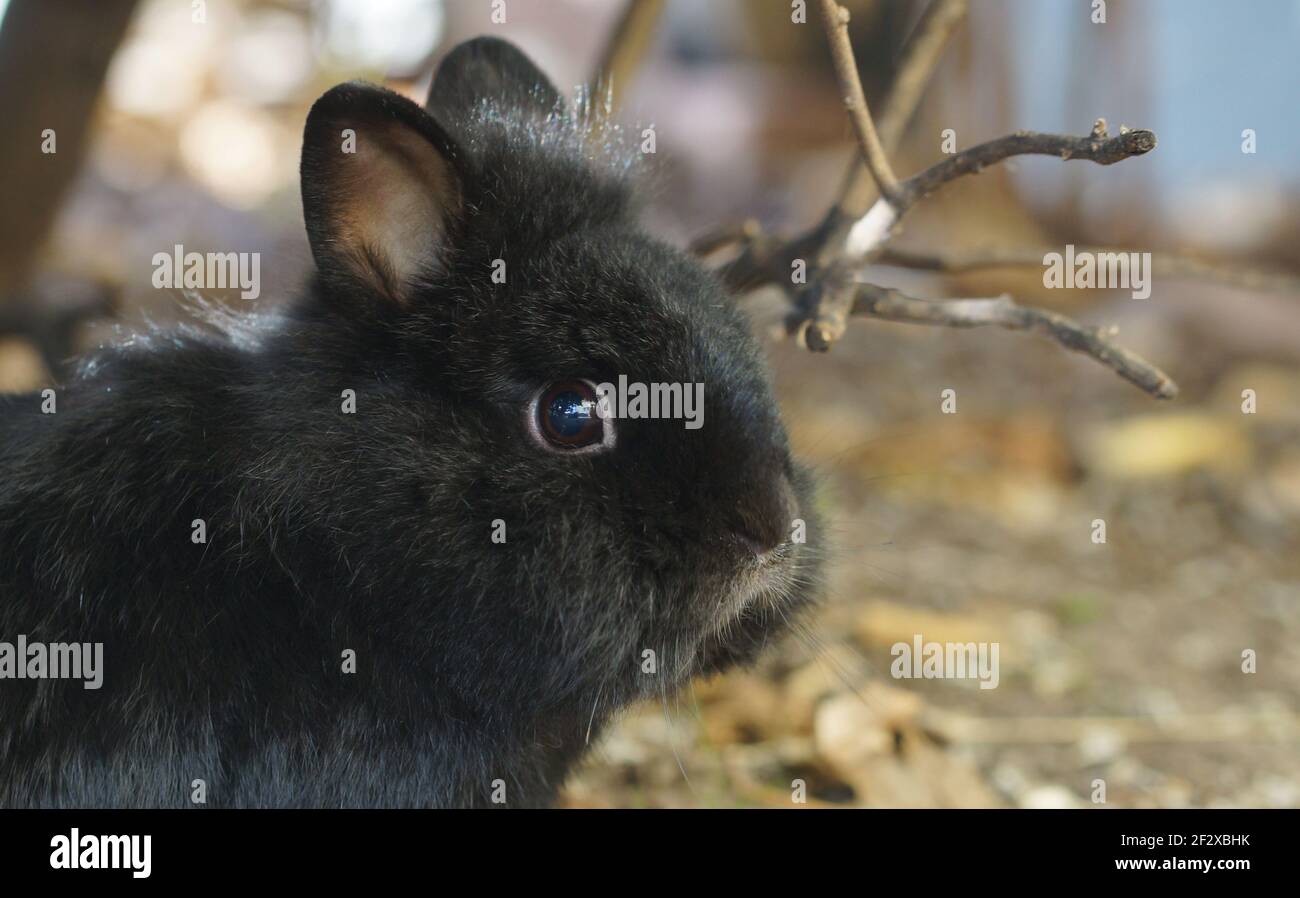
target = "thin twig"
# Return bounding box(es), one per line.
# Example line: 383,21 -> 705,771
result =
589,0 -> 666,120
715,0 -> 969,275
836,120 -> 1157,262
893,120 -> 1156,214
832,0 -> 969,225
816,0 -> 901,205
846,283 -> 1178,399
717,124 -> 1159,274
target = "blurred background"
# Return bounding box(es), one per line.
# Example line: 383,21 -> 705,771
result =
0,0 -> 1296,807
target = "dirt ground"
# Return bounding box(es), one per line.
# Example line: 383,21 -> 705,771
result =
562,283 -> 1300,809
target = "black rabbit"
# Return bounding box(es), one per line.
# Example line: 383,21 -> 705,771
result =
0,37 -> 821,807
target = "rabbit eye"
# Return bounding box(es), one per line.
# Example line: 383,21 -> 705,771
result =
530,381 -> 613,453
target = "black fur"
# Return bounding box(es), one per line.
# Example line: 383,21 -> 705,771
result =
0,37 -> 821,807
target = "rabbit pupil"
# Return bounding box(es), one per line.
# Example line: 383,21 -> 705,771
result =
540,382 -> 602,447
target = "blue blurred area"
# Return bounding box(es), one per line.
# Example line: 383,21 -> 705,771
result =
1012,0 -> 1300,187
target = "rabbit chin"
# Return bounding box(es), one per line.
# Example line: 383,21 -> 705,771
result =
612,545 -> 815,711
673,541 -> 810,676
717,544 -> 802,627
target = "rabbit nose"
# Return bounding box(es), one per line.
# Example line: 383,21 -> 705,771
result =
728,472 -> 798,559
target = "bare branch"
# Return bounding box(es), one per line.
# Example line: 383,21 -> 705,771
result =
695,6 -> 1180,399
833,0 -> 969,224
892,120 -> 1157,214
816,0 -> 901,204
716,122 -> 1158,284
845,283 -> 1178,399
710,0 -> 970,273
716,120 -> 1161,281
589,0 -> 666,120
831,120 -> 1156,263
877,245 -> 1300,295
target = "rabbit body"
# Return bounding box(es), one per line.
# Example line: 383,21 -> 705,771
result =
0,38 -> 820,807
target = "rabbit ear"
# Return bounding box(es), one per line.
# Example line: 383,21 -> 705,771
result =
426,37 -> 565,124
300,82 -> 464,308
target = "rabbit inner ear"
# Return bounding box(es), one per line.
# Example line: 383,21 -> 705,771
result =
302,83 -> 463,307
333,126 -> 459,303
